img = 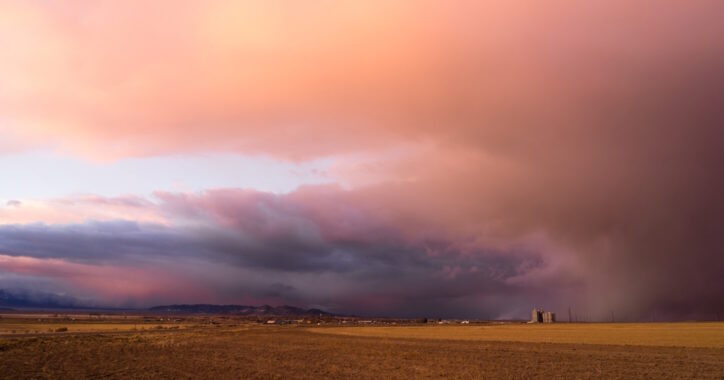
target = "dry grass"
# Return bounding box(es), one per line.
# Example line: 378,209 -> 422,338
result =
0,320 -> 722,379
0,322 -> 186,335
315,322 -> 724,348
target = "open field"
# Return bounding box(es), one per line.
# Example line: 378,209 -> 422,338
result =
0,321 -> 188,335
1,317 -> 722,379
0,313 -> 191,335
316,323 -> 724,348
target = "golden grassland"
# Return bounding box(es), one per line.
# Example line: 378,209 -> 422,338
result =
0,313 -> 188,335
0,322 -> 188,334
315,322 -> 724,348
0,316 -> 723,379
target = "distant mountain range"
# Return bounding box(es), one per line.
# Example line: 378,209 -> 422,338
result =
0,288 -> 335,316
149,304 -> 335,317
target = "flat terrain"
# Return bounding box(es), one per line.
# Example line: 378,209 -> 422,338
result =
0,316 -> 722,379
316,322 -> 724,348
0,313 -> 189,335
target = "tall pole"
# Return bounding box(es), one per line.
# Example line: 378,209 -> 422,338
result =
568,306 -> 572,323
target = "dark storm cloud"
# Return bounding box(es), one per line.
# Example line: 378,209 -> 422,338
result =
0,190 -> 556,318
0,221 -> 192,264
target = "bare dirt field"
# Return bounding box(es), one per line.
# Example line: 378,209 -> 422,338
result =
0,317 -> 722,379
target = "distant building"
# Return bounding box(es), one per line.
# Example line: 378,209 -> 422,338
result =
543,311 -> 555,323
529,308 -> 556,323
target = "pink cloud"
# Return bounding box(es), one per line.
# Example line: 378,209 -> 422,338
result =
0,254 -> 201,301
1,1 -> 720,162
0,195 -> 167,225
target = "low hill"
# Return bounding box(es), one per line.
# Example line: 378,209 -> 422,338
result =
148,304 -> 334,317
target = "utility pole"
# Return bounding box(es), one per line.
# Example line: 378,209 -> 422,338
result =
568,306 -> 572,323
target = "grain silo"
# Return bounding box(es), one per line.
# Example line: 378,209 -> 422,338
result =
542,311 -> 556,323
529,307 -> 555,323
530,308 -> 543,323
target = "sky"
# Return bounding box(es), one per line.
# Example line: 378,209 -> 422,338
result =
0,0 -> 723,320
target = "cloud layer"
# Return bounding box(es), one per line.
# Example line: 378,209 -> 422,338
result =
1,179 -> 721,320
3,1 -> 721,160
0,1 -> 722,319
0,188 -> 559,318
